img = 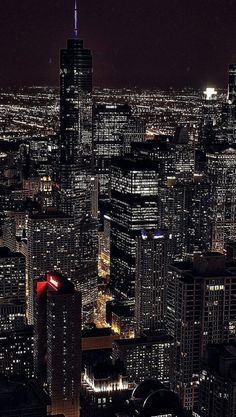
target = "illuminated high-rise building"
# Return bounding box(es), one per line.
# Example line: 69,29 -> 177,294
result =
0,246 -> 26,331
206,145 -> 236,252
58,2 -> 97,321
112,333 -> 174,386
110,156 -> 159,300
27,211 -> 76,324
214,65 -> 236,146
0,325 -> 34,379
166,252 -> 236,411
92,103 -> 145,203
135,229 -> 171,336
59,0 -> 93,219
59,34 -> 93,219
158,174 -> 212,261
228,64 -> 236,106
35,272 -> 82,417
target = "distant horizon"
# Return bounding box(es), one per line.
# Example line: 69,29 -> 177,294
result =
0,84 -> 228,92
0,0 -> 235,89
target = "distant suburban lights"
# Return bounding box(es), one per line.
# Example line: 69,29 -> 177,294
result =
204,87 -> 217,100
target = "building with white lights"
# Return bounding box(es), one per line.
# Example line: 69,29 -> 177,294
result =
27,211 -> 76,324
0,246 -> 26,331
112,333 -> 174,386
81,360 -> 134,417
135,229 -> 171,336
166,252 -> 236,411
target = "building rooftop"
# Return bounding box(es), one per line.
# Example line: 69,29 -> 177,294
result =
114,333 -> 173,347
29,210 -> 72,220
0,246 -> 25,259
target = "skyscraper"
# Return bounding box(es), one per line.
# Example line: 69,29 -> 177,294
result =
110,156 -> 159,300
92,103 -> 145,204
135,229 -> 171,336
198,344 -> 236,417
35,272 -> 82,417
28,211 -> 76,324
228,64 -> 236,106
0,326 -> 34,379
0,246 -> 26,331
58,2 -> 97,321
166,252 -> 236,410
207,145 -> 236,252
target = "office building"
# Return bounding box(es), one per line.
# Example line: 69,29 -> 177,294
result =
1,215 -> 16,251
158,174 -> 212,261
228,64 -> 236,104
166,252 -> 236,411
112,333 -> 174,386
35,272 -> 82,417
92,103 -> 145,202
59,26 -> 98,321
206,145 -> 236,252
0,246 -> 26,331
173,127 -> 195,183
110,156 -> 159,300
81,360 -> 134,417
27,211 -> 76,324
0,326 -> 34,379
135,229 -> 171,336
197,344 -> 236,417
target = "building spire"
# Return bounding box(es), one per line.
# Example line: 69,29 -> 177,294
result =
74,0 -> 78,38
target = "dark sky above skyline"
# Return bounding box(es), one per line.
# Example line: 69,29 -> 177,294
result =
0,0 -> 236,89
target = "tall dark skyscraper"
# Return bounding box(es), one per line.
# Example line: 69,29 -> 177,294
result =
228,64 -> 236,106
59,2 -> 97,321
59,11 -> 93,218
35,272 -> 82,417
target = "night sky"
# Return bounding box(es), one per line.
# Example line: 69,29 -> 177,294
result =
0,0 -> 236,89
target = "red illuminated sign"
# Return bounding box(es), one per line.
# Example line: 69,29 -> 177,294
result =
47,273 -> 60,290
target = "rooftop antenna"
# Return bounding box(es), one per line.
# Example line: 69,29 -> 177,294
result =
74,0 -> 78,38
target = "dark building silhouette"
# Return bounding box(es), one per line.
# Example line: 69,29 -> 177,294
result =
198,344 -> 236,417
116,380 -> 189,417
0,378 -> 49,417
58,23 -> 97,322
35,272 -> 82,417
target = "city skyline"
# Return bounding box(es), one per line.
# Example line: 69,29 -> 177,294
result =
1,1 -> 236,416
0,0 -> 235,88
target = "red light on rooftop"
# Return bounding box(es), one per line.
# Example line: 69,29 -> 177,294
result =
47,273 -> 61,290
37,281 -> 47,297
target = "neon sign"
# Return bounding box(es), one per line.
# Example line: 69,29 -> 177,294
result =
47,274 -> 60,289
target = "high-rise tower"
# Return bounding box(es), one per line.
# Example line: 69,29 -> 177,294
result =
59,2 -> 93,219
228,64 -> 236,106
59,1 -> 97,321
135,229 -> 171,336
35,272 -> 82,417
